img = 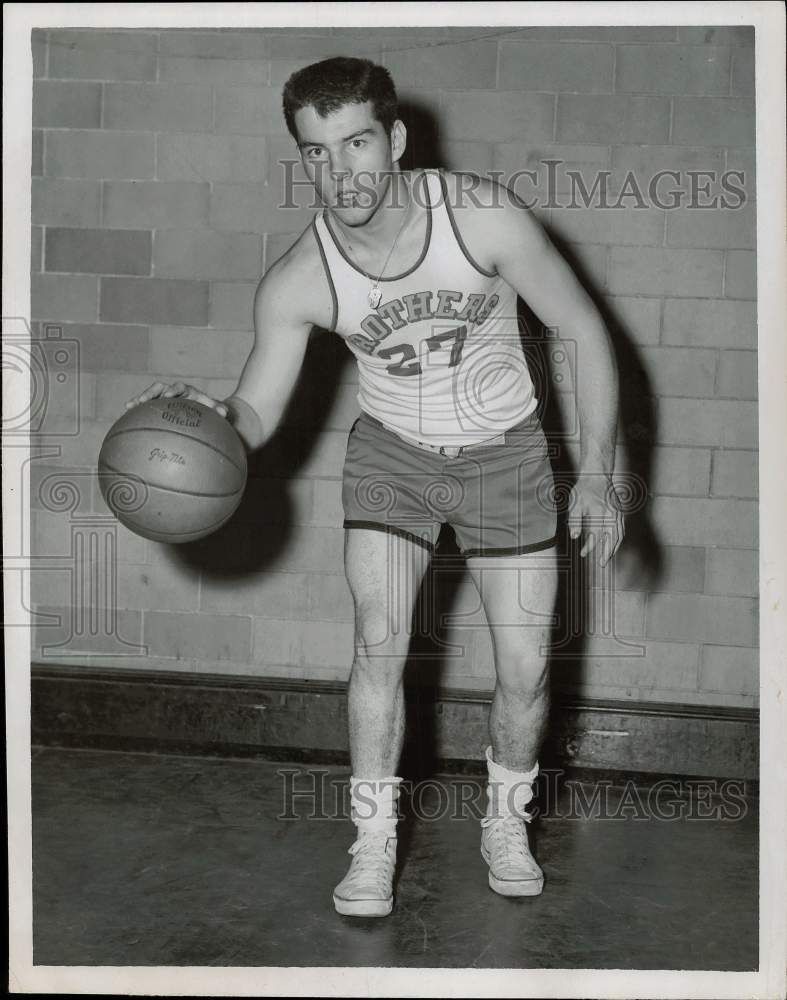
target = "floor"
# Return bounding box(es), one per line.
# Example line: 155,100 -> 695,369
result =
31,747 -> 758,969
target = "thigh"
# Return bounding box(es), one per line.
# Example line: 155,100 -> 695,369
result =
466,547 -> 558,662
344,527 -> 432,655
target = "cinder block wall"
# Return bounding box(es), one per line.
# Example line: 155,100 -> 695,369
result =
29,26 -> 757,710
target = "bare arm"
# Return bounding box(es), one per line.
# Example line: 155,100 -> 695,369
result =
222,252 -> 323,454
458,176 -> 624,564
487,188 -> 619,478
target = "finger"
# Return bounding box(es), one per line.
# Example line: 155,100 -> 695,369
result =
125,381 -> 164,408
162,381 -> 187,397
579,529 -> 596,559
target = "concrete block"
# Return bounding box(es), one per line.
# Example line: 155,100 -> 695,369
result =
308,574 -> 354,622
731,47 -> 755,97
711,449 -> 758,499
32,81 -> 101,128
441,142 -> 494,177
441,92 -> 555,143
725,148 -> 756,198
636,445 -> 712,496
32,273 -> 99,322
144,610 -> 252,663
639,346 -> 717,397
156,133 -> 267,183
610,144 -> 725,200
656,397 -> 757,449
549,204 -> 664,246
310,479 -> 344,528
608,247 -> 723,297
385,39 -> 497,90
103,181 -> 210,229
705,547 -> 758,598
565,639 -> 700,692
699,645 -> 758,696
616,44 -> 730,95
32,603 -> 144,657
231,476 -> 314,527
209,281 -> 257,331
557,95 -> 670,144
116,562 -> 200,612
649,496 -> 757,548
153,230 -> 262,280
201,570 -> 311,618
149,326 -> 253,378
264,429 -> 350,480
716,350 -> 757,399
48,30 -> 158,81
725,251 -> 756,299
45,130 -> 154,180
158,31 -> 271,60
499,41 -> 613,93
646,592 -> 757,645
601,295 -> 661,345
672,98 -> 756,147
32,178 -> 101,227
45,227 -> 151,276
243,523 -> 344,574
214,86 -> 288,135
599,543 -> 706,594
666,203 -> 756,250
503,27 -> 678,42
251,617 -> 353,669
31,227 -> 42,272
103,83 -> 213,132
209,183 -> 314,236
32,131 -> 43,176
158,54 -> 270,86
676,27 -> 754,45
100,277 -> 209,326
662,298 -> 756,348
47,323 -> 149,372
265,233 -> 302,271
94,372 -> 166,419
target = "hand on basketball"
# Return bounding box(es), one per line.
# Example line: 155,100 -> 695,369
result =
567,476 -> 625,567
124,381 -> 229,419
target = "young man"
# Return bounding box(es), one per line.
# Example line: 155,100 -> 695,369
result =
127,57 -> 624,917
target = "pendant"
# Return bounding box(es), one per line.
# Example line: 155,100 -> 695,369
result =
368,285 -> 382,309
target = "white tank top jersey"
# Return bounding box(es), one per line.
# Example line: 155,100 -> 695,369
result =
312,169 -> 539,447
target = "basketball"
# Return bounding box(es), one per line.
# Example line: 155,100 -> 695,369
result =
97,397 -> 248,544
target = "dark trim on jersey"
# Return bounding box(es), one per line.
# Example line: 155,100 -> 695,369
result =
311,216 -> 339,332
343,519 -> 436,552
438,170 -> 498,278
322,169 -> 433,283
461,534 -> 558,559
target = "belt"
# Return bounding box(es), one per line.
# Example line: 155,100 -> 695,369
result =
361,413 -> 508,458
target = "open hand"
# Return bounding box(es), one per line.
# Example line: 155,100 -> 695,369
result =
124,381 -> 229,419
567,475 -> 625,567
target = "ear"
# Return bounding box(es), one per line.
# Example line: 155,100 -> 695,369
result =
390,119 -> 407,164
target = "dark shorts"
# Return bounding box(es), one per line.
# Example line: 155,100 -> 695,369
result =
342,409 -> 558,557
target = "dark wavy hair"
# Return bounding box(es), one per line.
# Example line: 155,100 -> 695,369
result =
282,56 -> 399,140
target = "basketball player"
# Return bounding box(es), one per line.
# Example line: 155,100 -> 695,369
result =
126,57 -> 624,917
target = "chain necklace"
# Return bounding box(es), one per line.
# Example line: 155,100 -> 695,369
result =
339,178 -> 412,310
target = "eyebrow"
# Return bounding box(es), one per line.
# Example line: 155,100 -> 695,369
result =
297,128 -> 376,149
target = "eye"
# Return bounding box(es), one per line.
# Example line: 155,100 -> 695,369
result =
350,138 -> 366,149
305,146 -> 325,160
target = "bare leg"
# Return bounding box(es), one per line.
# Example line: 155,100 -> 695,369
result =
344,528 -> 432,778
466,547 -> 559,771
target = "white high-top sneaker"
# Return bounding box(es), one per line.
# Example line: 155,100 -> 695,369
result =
480,746 -> 544,897
333,776 -> 402,917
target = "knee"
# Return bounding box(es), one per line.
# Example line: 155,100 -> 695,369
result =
353,606 -> 411,673
493,637 -> 550,696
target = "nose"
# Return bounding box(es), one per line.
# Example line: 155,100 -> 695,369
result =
328,151 -> 352,186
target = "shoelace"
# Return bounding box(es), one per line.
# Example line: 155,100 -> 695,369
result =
480,812 -> 534,856
343,832 -> 396,894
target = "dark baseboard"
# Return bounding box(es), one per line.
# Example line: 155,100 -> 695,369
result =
30,663 -> 758,790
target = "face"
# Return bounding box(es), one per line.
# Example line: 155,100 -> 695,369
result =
294,100 -> 406,226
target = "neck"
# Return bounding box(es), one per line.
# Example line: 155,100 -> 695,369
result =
329,170 -> 411,251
